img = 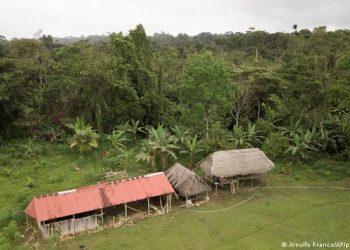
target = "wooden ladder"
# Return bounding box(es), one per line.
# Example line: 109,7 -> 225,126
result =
229,180 -> 236,195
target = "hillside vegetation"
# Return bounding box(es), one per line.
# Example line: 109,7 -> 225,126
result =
0,24 -> 350,249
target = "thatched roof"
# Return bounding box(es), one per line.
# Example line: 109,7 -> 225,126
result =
198,148 -> 274,178
165,163 -> 211,197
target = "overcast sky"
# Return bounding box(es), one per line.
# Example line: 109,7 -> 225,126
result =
0,0 -> 349,39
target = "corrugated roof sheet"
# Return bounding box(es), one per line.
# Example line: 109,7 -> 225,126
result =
25,172 -> 174,222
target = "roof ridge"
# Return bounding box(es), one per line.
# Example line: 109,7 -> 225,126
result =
32,172 -> 167,199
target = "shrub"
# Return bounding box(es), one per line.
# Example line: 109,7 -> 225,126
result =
33,159 -> 55,170
20,140 -> 43,160
83,168 -> 103,184
203,122 -> 229,153
46,232 -> 61,249
5,146 -> 23,159
3,221 -> 21,242
256,119 -> 274,138
16,189 -> 32,211
0,233 -> 10,250
0,154 -> 11,166
262,132 -> 289,159
0,208 -> 13,228
48,174 -> 64,184
0,168 -> 13,177
66,118 -> 99,155
25,177 -> 34,188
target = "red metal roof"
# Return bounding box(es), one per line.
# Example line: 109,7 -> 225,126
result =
25,172 -> 174,222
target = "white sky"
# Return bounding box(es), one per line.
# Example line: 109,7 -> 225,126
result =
0,0 -> 349,39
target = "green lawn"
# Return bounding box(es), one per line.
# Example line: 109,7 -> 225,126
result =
0,140 -> 349,249
58,177 -> 350,250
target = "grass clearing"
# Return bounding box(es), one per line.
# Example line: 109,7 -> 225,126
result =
59,182 -> 350,250
0,140 -> 349,249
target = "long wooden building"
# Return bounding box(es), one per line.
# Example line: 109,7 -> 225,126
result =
25,172 -> 174,238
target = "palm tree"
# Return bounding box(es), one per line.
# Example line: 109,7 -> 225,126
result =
229,125 -> 246,148
66,118 -> 99,155
280,119 -> 303,138
106,130 -> 128,154
20,139 -> 42,160
284,130 -> 318,160
137,125 -> 178,170
180,135 -> 203,168
129,120 -> 144,136
246,122 -> 263,145
136,141 -> 156,169
228,123 -> 263,149
171,125 -> 191,148
106,149 -> 133,171
116,120 -> 144,141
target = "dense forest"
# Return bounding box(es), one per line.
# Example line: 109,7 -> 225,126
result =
0,24 -> 350,162
1,24 -> 350,248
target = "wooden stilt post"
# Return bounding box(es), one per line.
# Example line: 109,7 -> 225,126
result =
266,173 -> 269,186
167,195 -> 171,213
170,194 -> 173,211
124,203 -> 127,218
26,215 -> 29,228
160,196 -> 163,210
72,214 -> 75,236
215,183 -> 218,195
101,208 -> 104,224
147,198 -> 150,214
167,194 -> 171,211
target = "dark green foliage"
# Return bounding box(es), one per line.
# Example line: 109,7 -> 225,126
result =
179,52 -> 233,137
262,132 -> 289,159
0,29 -> 350,250
203,122 -> 229,153
0,25 -> 349,160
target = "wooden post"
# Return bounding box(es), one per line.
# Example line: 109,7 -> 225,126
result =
101,208 -> 104,223
169,194 -> 172,211
26,215 -> 29,228
167,195 -> 171,213
160,196 -> 163,210
170,194 -> 172,211
147,198 -> 150,214
124,203 -> 127,218
266,173 -> 269,186
215,183 -> 218,195
72,214 -> 75,236
166,194 -> 171,213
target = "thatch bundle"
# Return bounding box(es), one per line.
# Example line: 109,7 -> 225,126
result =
198,148 -> 274,178
165,163 -> 210,197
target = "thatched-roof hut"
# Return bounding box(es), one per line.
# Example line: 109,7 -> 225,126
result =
165,163 -> 211,198
198,148 -> 274,178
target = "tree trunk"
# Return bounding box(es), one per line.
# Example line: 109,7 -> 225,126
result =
95,104 -> 103,135
205,112 -> 209,139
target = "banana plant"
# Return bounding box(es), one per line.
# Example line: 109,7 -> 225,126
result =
284,130 -> 318,160
228,122 -> 263,149
66,118 -> 99,155
105,130 -> 129,154
171,125 -> 191,148
136,125 -> 178,170
180,135 -> 204,168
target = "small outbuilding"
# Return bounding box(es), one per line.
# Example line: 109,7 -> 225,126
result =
25,172 -> 174,239
165,163 -> 211,202
198,148 -> 274,193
